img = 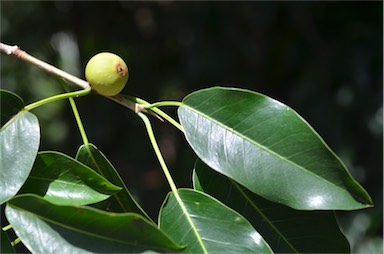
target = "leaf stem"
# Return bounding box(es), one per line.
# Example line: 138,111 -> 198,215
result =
151,107 -> 183,132
130,97 -> 184,132
143,101 -> 183,109
11,237 -> 21,246
138,112 -> 207,253
24,87 -> 91,111
137,112 -> 179,194
63,84 -> 89,145
2,224 -> 12,231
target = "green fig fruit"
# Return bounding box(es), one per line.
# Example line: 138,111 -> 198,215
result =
85,52 -> 129,96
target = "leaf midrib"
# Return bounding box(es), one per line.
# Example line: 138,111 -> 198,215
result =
171,190 -> 209,254
231,180 -> 299,253
27,175 -> 100,189
83,145 -> 129,213
7,201 -> 168,250
182,104 -> 346,193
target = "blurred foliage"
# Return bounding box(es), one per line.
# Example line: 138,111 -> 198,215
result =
1,1 -> 382,253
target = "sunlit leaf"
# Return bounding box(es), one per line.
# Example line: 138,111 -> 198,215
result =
19,151 -> 121,206
159,188 -> 273,253
6,194 -> 183,253
0,110 -> 40,204
193,159 -> 350,253
178,87 -> 372,210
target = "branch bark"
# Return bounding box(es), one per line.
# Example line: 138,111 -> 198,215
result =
1,42 -> 90,90
0,41 -> 150,115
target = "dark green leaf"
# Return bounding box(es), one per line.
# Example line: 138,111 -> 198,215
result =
0,110 -> 40,204
76,144 -> 150,219
6,194 -> 183,253
0,89 -> 24,127
159,188 -> 273,253
193,159 -> 350,253
18,151 -> 121,206
1,226 -> 16,253
178,87 -> 372,210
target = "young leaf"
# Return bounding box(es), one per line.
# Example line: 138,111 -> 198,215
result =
159,188 -> 273,253
193,159 -> 350,253
76,144 -> 150,219
178,87 -> 372,210
0,110 -> 40,204
18,151 -> 121,206
6,194 -> 183,253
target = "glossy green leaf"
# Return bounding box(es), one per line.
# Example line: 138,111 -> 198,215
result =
178,87 -> 372,210
18,151 -> 121,206
1,89 -> 24,127
159,188 -> 273,253
193,159 -> 350,253
6,194 -> 183,253
0,110 -> 40,204
76,144 -> 150,218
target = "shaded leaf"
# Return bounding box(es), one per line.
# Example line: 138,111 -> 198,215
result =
6,194 -> 183,253
159,188 -> 273,253
178,87 -> 372,210
1,226 -> 16,253
76,144 -> 150,219
0,89 -> 24,127
0,110 -> 40,204
19,151 -> 121,206
193,159 -> 350,253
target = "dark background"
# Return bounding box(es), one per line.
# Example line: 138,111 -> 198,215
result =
1,1 -> 382,253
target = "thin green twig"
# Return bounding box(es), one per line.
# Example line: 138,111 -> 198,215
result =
137,112 -> 207,254
128,96 -> 184,132
151,107 -> 183,132
24,87 -> 91,111
2,224 -> 12,231
143,101 -> 183,109
63,84 -> 89,146
137,112 -> 179,194
11,238 -> 21,246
